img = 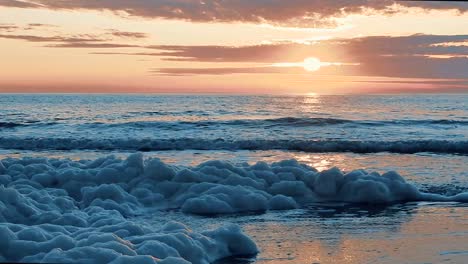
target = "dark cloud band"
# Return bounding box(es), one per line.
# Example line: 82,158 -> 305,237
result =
0,0 -> 467,27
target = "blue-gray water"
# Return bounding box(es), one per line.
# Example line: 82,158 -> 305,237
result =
1,94 -> 467,264
1,94 -> 467,200
1,94 -> 467,153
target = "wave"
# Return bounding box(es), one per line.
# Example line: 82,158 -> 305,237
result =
2,117 -> 466,130
0,122 -> 24,128
128,110 -> 210,116
0,137 -> 466,154
263,117 -> 468,126
87,117 -> 352,128
83,117 -> 468,130
0,121 -> 58,129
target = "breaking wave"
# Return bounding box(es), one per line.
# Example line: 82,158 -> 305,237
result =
3,117 -> 466,130
89,117 -> 468,129
0,137 -> 466,154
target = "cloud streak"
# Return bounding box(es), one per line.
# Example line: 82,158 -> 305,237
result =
0,0 -> 40,8
1,23 -> 57,33
45,42 -> 140,48
0,27 -> 146,48
0,24 -> 19,31
106,29 -> 148,39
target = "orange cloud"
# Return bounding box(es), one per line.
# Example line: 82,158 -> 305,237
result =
0,0 -> 467,28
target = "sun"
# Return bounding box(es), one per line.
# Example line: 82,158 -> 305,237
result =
303,57 -> 321,72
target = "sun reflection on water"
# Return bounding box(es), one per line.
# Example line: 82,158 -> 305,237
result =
248,204 -> 468,264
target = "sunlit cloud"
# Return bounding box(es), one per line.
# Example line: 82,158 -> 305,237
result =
431,41 -> 468,47
146,34 -> 468,78
426,54 -> 468,59
0,0 -> 467,28
0,0 -> 40,8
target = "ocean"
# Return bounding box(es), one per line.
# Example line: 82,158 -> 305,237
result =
1,94 -> 467,263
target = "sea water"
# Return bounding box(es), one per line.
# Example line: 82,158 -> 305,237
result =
0,94 -> 467,263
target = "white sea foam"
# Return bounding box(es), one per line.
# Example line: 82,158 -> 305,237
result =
1,154 -> 467,263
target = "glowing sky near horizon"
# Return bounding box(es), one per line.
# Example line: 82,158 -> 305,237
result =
0,1 -> 467,94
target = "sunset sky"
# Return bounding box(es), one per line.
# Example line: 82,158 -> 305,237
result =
0,0 -> 467,94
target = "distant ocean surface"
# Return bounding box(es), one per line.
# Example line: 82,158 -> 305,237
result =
1,94 -> 467,263
1,94 -> 467,153
1,93 -> 467,197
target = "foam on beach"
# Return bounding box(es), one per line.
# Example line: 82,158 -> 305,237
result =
1,153 -> 467,263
